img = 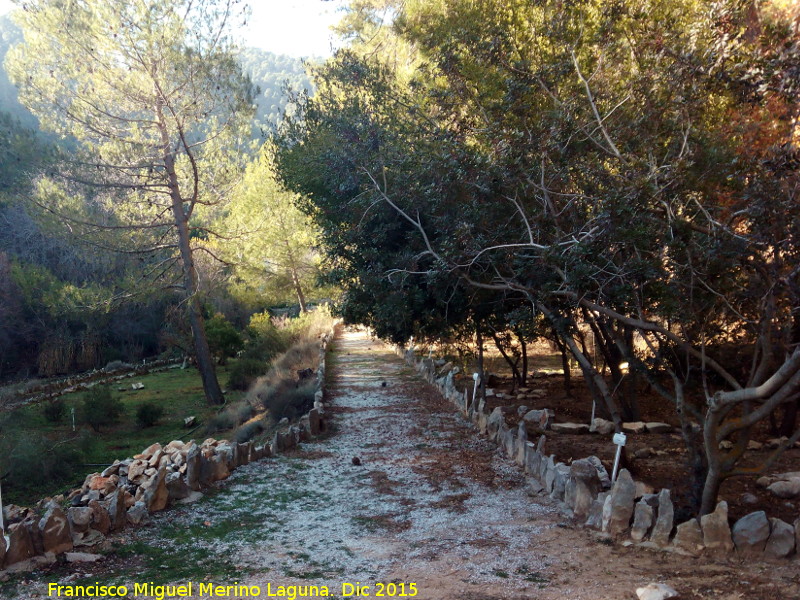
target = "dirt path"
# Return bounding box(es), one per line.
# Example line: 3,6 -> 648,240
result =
11,329 -> 799,600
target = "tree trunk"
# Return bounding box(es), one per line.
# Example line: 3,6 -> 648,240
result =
290,266 -> 308,313
156,103 -> 224,406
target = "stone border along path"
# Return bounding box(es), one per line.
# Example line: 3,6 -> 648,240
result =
12,329 -> 799,599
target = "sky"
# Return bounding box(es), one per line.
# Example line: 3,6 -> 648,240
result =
0,0 -> 348,58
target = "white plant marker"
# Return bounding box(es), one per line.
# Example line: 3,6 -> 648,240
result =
611,431 -> 627,483
590,399 -> 596,426
472,372 -> 480,410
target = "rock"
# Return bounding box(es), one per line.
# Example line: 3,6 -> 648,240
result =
550,422 -> 590,434
166,472 -> 191,500
101,461 -> 121,478
87,500 -> 111,535
126,502 -> 149,526
566,458 -> 602,519
487,407 -> 506,441
795,517 -> 800,556
719,440 -> 734,450
631,500 -> 654,542
756,476 -> 772,488
517,405 -> 529,416
4,523 -> 35,566
650,489 -> 674,547
526,478 -> 545,496
590,418 -> 615,435
210,455 -> 230,481
185,443 -> 201,491
634,448 -> 652,459
644,422 -> 672,434
636,583 -> 680,600
524,443 -> 541,476
700,501 -> 733,553
673,519 -> 704,555
65,552 -> 103,563
67,507 -> 93,533
72,529 -> 104,548
585,493 -> 608,529
127,459 -> 148,482
604,469 -> 636,536
523,410 -> 551,429
747,440 -> 763,451
732,511 -> 770,554
622,421 -> 646,434
550,463 -> 571,501
767,479 -> 800,499
635,480 -> 655,498
38,504 -> 73,555
183,416 -> 197,428
309,408 -> 322,435
585,455 -> 612,489
515,422 -> 528,466
106,487 -> 127,531
178,491 -> 204,504
142,467 -> 169,512
131,382 -> 144,390
741,492 -> 759,505
764,518 -> 795,558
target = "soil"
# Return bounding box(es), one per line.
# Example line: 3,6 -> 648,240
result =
473,346 -> 800,525
2,329 -> 798,600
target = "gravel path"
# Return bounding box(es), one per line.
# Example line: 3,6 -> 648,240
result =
14,328 -> 799,600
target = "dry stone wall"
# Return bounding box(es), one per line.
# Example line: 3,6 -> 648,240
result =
0,333 -> 334,574
400,347 -> 798,561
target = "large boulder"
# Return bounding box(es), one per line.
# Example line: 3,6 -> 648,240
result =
39,504 -> 73,555
67,507 -> 93,534
185,443 -> 201,491
166,472 -> 191,501
700,501 -> 734,553
732,511 -> 770,555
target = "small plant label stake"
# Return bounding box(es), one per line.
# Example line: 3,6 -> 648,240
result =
611,432 -> 627,483
472,372 -> 481,411
71,407 -> 76,432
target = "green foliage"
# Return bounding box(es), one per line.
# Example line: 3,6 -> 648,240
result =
233,418 -> 266,443
82,386 -> 124,432
227,358 -> 266,391
42,398 -> 66,423
205,313 -> 244,364
136,402 -> 164,428
259,380 -> 316,422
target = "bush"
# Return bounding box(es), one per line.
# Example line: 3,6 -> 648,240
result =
136,402 -> 164,428
82,386 -> 124,432
233,419 -> 266,443
206,313 -> 243,364
4,434 -> 85,498
258,380 -> 316,422
227,358 -> 265,391
43,398 -> 66,423
205,401 -> 253,435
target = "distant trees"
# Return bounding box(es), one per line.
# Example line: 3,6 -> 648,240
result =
276,0 -> 800,515
7,0 -> 256,404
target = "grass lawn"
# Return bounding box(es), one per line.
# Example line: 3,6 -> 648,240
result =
0,362 -> 246,506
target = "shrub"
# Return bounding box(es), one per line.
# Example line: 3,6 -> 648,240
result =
233,419 -> 266,443
4,434 -> 85,497
43,398 -> 66,423
103,360 -> 132,373
82,386 -> 124,432
136,402 -> 164,428
206,313 -> 243,364
205,410 -> 236,434
227,358 -> 265,391
259,380 -> 316,422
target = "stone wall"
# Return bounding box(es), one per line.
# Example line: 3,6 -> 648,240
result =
400,347 -> 799,561
0,332 -> 334,573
